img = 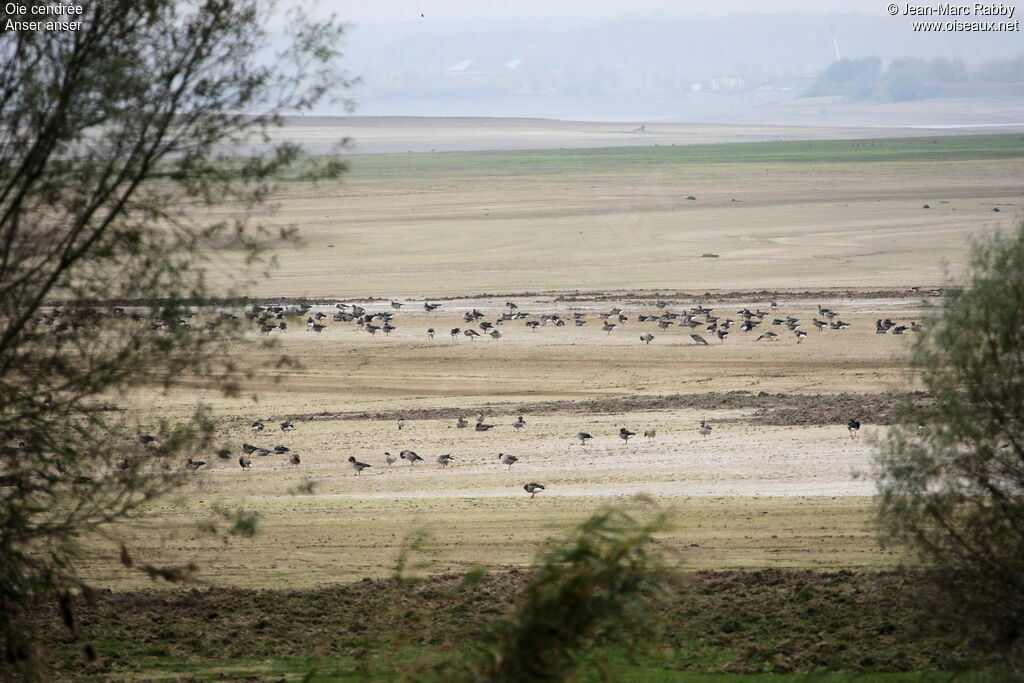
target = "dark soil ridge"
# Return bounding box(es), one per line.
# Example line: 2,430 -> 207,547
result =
49,287 -> 941,308
237,391 -> 927,427
30,568 -> 1008,678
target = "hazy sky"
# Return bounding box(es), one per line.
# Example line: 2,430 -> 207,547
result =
327,0 -> 888,23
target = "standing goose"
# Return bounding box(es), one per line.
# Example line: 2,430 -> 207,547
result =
400,450 -> 423,465
698,420 -> 712,438
280,420 -> 295,432
640,332 -> 654,344
239,454 -> 252,469
385,451 -> 397,466
498,453 -> 519,469
185,458 -> 206,473
437,454 -> 455,468
512,416 -> 526,430
427,328 -> 435,339
523,482 -> 545,498
847,419 -> 861,439
689,334 -> 709,345
619,428 -> 636,444
348,456 -> 372,475
289,452 -> 301,466
397,418 -> 406,430
577,431 -> 593,446
250,420 -> 265,433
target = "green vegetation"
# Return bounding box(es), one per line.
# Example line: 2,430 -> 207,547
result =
347,134 -> 1024,179
875,219 -> 1024,641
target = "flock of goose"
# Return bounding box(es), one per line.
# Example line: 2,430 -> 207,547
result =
243,299 -> 924,346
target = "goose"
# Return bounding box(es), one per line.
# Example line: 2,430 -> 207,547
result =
526,320 -> 540,330
619,427 -> 636,444
400,449 -> 423,465
348,456 -> 372,475
490,329 -> 502,340
847,419 -> 861,439
476,412 -> 485,424
756,332 -> 778,341
289,452 -> 301,466
475,422 -> 496,431
385,451 -> 397,466
255,448 -> 272,457
397,418 -> 406,430
239,454 -> 252,469
273,445 -> 290,453
280,420 -> 295,432
574,320 -> 588,327
137,433 -> 158,444
427,328 -> 435,339
450,327 -> 461,339
523,482 -> 545,498
464,329 -> 480,340
577,431 -> 593,446
311,323 -> 326,334
513,416 -> 526,430
391,300 -> 404,309
716,330 -> 729,342
456,416 -> 469,428
424,302 -> 442,312
643,427 -> 656,439
115,457 -> 130,470
242,443 -> 258,455
601,322 -> 617,333
251,420 -> 265,433
499,453 -> 518,469
698,420 -> 712,438
795,330 -> 808,343
437,454 -> 455,468
690,334 -> 709,345
640,332 -> 655,344
185,458 -> 206,473
657,320 -> 674,330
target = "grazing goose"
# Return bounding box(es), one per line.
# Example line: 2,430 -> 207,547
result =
489,329 -> 502,340
348,456 -> 372,475
513,416 -> 526,430
437,454 -> 455,468
400,450 -> 423,465
385,451 -> 397,466
601,322 -> 617,334
456,416 -> 469,428
690,334 -> 709,345
185,458 -> 206,473
640,332 -> 655,344
250,421 -> 265,433
242,443 -> 258,455
619,427 -> 636,444
450,327 -> 461,339
523,482 -> 545,498
577,431 -> 593,446
239,454 -> 252,469
280,420 -> 295,432
795,330 -> 808,343
847,419 -> 861,439
475,422 -> 496,432
289,452 -> 301,466
698,420 -> 712,438
464,329 -> 480,340
643,428 -> 656,439
498,453 -> 519,469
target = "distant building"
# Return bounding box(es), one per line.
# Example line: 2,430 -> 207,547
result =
710,74 -> 746,91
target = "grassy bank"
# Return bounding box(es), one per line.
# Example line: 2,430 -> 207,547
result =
33,569 -> 1016,681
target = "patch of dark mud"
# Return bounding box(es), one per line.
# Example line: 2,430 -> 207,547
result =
238,391 -> 927,428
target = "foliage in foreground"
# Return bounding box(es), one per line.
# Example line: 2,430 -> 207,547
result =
0,1 -> 351,678
874,219 -> 1024,641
